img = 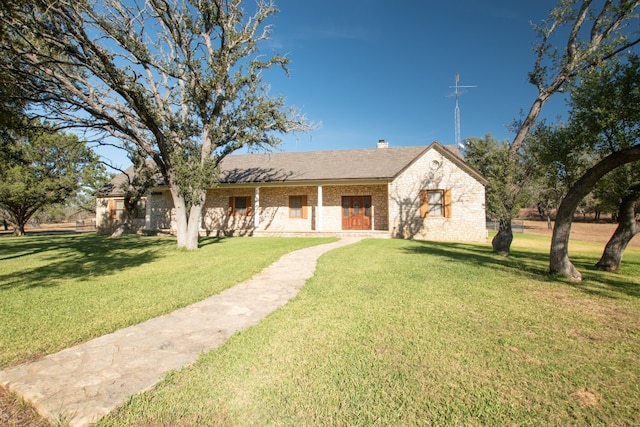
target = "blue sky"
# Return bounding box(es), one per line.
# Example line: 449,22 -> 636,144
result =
100,0 -> 566,166
264,0 -> 564,153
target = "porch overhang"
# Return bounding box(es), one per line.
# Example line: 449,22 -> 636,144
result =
216,177 -> 393,188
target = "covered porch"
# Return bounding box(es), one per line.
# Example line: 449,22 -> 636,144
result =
189,180 -> 393,237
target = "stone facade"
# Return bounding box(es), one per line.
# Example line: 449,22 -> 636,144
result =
196,184 -> 389,236
95,196 -> 149,232
388,147 -> 486,241
97,143 -> 487,242
148,191 -> 174,230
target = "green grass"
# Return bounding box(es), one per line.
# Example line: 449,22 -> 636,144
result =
99,234 -> 640,426
0,234 -> 335,367
3,233 -> 640,426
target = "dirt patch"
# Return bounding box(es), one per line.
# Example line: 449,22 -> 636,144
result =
522,220 -> 640,247
0,387 -> 49,427
571,388 -> 600,408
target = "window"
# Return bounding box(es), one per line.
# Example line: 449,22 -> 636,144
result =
420,189 -> 452,218
428,191 -> 443,216
115,199 -> 125,219
289,195 -> 308,219
229,196 -> 252,216
109,198 -> 146,221
108,199 -> 125,220
135,199 -> 146,220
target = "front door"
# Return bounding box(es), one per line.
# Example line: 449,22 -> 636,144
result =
341,196 -> 372,230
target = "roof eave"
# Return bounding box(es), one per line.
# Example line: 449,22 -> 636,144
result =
218,177 -> 393,188
429,142 -> 489,185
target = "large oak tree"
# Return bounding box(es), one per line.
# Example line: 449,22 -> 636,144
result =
0,0 -> 310,249
549,55 -> 640,280
492,0 -> 640,255
0,124 -> 99,235
595,178 -> 640,271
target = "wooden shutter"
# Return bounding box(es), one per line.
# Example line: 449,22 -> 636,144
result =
444,189 -> 452,218
108,199 -> 116,220
301,195 -> 308,219
228,197 -> 234,215
419,191 -> 428,218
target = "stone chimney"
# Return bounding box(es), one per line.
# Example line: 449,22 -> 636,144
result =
377,139 -> 389,148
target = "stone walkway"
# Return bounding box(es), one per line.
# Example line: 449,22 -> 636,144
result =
0,238 -> 362,427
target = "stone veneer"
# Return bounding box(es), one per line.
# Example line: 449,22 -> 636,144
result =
100,146 -> 486,242
197,184 -> 389,235
388,148 -> 486,242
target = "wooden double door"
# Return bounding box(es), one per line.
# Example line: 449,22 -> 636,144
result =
341,196 -> 372,230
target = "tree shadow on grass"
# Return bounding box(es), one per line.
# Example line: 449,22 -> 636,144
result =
563,253 -> 640,299
198,236 -> 225,248
402,240 -> 551,278
401,240 -> 640,300
0,234 -> 174,291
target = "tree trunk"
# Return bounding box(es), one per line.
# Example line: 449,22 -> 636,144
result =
492,219 -> 513,256
13,215 -> 27,236
550,146 -> 640,280
509,95 -> 547,158
171,188 -> 189,249
169,183 -> 204,250
549,203 -> 583,281
186,204 -> 203,249
595,189 -> 640,271
110,210 -> 134,238
498,92 -> 552,255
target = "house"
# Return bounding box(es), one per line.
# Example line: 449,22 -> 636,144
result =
96,141 -> 487,241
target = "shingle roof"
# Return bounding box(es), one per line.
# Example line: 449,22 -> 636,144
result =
217,145 -> 433,183
96,167 -> 134,197
98,163 -> 163,197
99,142 -> 482,196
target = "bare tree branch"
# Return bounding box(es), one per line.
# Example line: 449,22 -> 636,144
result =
1,0 -> 313,248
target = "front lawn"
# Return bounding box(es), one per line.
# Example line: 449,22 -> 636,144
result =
0,234 -> 335,367
100,235 -> 640,426
2,233 -> 639,425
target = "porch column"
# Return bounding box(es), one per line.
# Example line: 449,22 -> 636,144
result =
254,187 -> 260,229
388,182 -> 393,237
144,192 -> 152,230
317,185 -> 323,231
371,204 -> 375,230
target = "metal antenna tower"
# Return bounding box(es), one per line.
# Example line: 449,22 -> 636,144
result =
449,74 -> 476,150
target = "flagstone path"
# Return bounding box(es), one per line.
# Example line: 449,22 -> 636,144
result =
0,237 -> 362,426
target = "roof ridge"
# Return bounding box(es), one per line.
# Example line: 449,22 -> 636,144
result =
224,144 -> 430,158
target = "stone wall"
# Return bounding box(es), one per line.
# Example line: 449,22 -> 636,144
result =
148,191 -> 174,231
108,147 -> 486,242
95,198 -> 109,229
254,186 -> 317,232
388,148 -> 486,242
199,184 -> 389,235
95,195 -> 157,233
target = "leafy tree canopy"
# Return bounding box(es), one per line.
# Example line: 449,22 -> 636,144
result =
0,0 -> 312,249
465,133 -> 537,253
491,0 -> 640,255
546,53 -> 640,279
0,123 -> 101,235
